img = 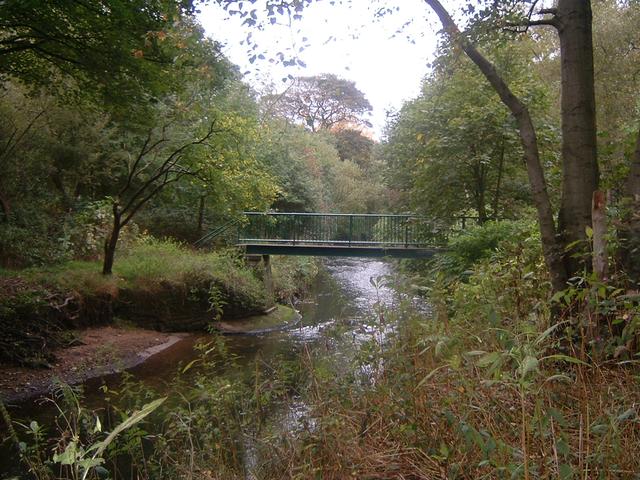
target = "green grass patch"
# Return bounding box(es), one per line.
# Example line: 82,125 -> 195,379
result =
0,239 -> 289,364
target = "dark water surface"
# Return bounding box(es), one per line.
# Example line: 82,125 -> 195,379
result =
2,258 -> 414,478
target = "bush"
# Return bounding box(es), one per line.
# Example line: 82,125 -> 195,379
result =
272,255 -> 319,302
61,200 -> 139,261
430,219 -> 538,279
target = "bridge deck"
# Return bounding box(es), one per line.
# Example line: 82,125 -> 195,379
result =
240,242 -> 441,258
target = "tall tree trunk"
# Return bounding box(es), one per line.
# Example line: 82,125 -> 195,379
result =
424,0 -> 568,292
472,159 -> 488,224
556,0 -> 600,276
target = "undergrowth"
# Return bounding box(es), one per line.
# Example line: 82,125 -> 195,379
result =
3,223 -> 639,478
259,221 -> 640,478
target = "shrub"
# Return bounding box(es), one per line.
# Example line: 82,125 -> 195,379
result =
429,219 -> 538,279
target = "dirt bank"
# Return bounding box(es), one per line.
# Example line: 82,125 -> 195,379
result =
0,326 -> 191,402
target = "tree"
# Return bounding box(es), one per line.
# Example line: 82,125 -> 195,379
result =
621,129 -> 640,283
102,120 -> 222,275
0,87 -> 44,223
257,120 -> 337,211
0,0 -> 199,109
332,127 -> 375,169
383,41 -> 545,224
423,0 -> 600,292
102,71 -> 279,273
262,74 -> 372,132
590,1 -> 640,284
226,0 -> 636,291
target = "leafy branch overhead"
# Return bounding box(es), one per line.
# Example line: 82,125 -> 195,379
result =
0,0 -> 227,114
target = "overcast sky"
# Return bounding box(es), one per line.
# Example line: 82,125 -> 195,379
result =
198,1 -> 446,138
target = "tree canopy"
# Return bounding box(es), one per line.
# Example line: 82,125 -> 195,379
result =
383,40 -> 549,224
262,74 -> 372,132
0,1 -> 227,113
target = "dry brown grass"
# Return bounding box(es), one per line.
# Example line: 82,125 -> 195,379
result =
257,321 -> 640,479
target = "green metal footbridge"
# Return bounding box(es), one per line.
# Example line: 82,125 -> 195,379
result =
196,212 -> 462,258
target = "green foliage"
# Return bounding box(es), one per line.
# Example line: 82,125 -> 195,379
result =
0,239 -> 293,364
107,239 -> 270,315
4,382 -> 166,480
0,39 -> 279,271
9,337 -> 302,479
432,219 -> 538,278
62,201 -> 141,261
550,272 -> 640,361
592,1 -> 640,190
257,120 -> 387,213
271,255 -> 319,302
328,159 -> 388,213
5,250 -> 640,478
0,0 -> 209,113
382,37 -> 558,222
420,219 -> 549,333
257,121 -> 337,211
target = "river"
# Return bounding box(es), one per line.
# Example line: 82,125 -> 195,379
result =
2,257 -> 418,479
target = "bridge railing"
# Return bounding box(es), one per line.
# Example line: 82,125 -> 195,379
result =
237,212 -> 452,247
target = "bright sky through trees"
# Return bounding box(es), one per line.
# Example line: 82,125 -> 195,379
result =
198,1 -> 441,138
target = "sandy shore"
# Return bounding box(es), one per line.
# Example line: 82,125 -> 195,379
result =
0,326 -> 190,402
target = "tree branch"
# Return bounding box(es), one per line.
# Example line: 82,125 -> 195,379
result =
119,121 -> 223,216
423,0 -> 567,291
0,110 -> 45,166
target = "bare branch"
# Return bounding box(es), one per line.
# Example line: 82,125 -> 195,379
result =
119,121 -> 223,216
0,109 -> 45,166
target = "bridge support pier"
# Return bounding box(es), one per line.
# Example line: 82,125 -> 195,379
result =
262,254 -> 274,306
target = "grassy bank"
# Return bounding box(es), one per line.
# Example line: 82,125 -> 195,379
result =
0,239 -> 317,366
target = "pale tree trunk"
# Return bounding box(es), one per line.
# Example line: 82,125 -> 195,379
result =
556,0 -> 599,275
424,0 -> 568,292
591,190 -> 608,281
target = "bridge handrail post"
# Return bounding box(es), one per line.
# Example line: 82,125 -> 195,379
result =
349,215 -> 353,246
404,218 -> 409,248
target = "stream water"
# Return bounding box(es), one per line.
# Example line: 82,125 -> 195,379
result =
2,258 -> 419,478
